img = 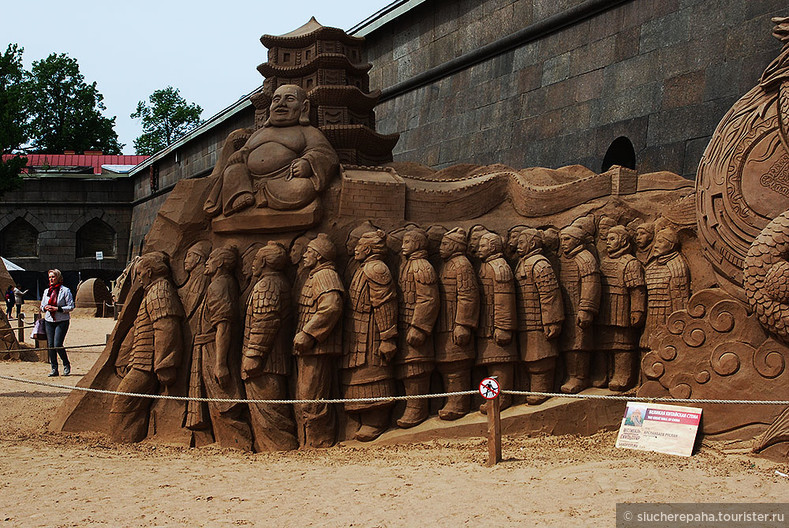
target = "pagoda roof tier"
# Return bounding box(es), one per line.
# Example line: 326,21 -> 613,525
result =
257,53 -> 371,78
260,17 -> 365,48
249,86 -> 381,114
320,124 -> 400,157
308,86 -> 381,112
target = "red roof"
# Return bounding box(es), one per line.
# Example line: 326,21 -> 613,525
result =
2,153 -> 149,174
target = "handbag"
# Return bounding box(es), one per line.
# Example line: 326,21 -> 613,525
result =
31,318 -> 47,340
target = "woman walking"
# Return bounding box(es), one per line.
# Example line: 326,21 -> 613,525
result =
14,286 -> 28,319
41,269 -> 74,376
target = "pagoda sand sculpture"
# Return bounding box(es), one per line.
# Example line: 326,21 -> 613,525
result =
51,16 -> 789,459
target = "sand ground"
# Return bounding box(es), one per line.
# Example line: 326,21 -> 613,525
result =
1,308 -> 788,527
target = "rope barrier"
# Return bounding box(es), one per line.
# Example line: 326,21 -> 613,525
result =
0,374 -> 477,404
2,343 -> 107,353
1,373 -> 789,406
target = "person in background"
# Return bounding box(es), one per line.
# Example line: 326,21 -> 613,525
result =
41,269 -> 74,377
13,286 -> 28,319
5,285 -> 14,319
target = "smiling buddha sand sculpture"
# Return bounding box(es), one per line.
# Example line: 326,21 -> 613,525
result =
204,84 -> 339,217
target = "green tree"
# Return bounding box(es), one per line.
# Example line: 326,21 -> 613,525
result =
131,86 -> 203,155
0,44 -> 28,195
24,53 -> 122,154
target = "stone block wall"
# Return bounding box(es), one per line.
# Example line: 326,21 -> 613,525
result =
364,0 -> 788,178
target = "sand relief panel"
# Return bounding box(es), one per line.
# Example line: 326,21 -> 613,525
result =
50,16 -> 789,459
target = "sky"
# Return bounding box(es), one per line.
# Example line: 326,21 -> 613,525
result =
4,0 -> 396,154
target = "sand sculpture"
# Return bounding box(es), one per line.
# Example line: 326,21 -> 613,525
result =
294,234 -> 344,447
514,228 -> 563,405
395,227 -> 439,428
475,232 -> 517,413
51,17 -> 789,459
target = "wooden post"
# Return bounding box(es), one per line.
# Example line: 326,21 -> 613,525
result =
486,392 -> 502,466
17,313 -> 24,343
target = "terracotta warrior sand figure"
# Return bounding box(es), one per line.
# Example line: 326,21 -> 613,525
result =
475,232 -> 517,413
342,230 -> 398,442
558,225 -> 601,394
590,217 -> 618,388
196,247 -> 253,450
436,227 -> 480,420
597,225 -> 646,391
109,252 -> 184,443
641,227 -> 690,352
344,221 -> 378,284
204,84 -> 339,216
294,234 -> 344,448
634,222 -> 655,266
179,240 -> 212,431
242,242 -> 298,452
514,228 -> 563,405
541,226 -> 562,275
506,225 -> 527,266
395,227 -> 439,428
467,224 -> 492,269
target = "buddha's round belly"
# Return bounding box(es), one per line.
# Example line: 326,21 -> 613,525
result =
247,142 -> 299,176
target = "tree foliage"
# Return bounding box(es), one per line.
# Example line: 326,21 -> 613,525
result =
131,86 -> 203,155
0,44 -> 27,152
24,53 -> 122,154
0,44 -> 27,195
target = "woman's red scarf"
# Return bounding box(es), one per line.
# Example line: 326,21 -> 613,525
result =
48,283 -> 61,307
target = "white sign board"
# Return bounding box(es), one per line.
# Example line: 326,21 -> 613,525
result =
615,402 -> 702,457
96,251 -> 104,261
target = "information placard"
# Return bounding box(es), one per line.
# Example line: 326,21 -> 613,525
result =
615,402 -> 702,457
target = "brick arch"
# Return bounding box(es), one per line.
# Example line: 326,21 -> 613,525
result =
0,217 -> 40,258
0,211 -> 47,233
68,210 -> 123,234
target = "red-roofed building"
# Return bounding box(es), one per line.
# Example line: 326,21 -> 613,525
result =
2,153 -> 148,175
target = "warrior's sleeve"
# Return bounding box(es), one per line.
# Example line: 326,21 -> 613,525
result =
492,259 -> 517,331
410,259 -> 439,334
365,261 -> 397,341
455,258 -> 480,329
244,277 -> 282,358
668,254 -> 691,312
577,251 -> 601,314
624,258 -> 647,316
147,280 -> 185,373
206,277 -> 237,328
534,258 -> 564,325
302,269 -> 344,343
301,126 -> 340,193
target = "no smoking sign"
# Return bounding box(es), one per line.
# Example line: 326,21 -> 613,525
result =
478,377 -> 500,399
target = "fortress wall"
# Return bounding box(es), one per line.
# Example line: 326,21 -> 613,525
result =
364,0 -> 787,178
0,178 -> 133,274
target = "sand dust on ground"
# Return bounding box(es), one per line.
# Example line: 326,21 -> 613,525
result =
1,310 -> 788,527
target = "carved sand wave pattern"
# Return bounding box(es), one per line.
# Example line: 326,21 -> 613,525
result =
399,165 -> 634,222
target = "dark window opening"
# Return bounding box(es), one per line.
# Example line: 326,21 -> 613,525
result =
76,218 -> 116,259
601,136 -> 636,172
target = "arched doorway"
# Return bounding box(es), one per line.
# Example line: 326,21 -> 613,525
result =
601,136 -> 636,172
